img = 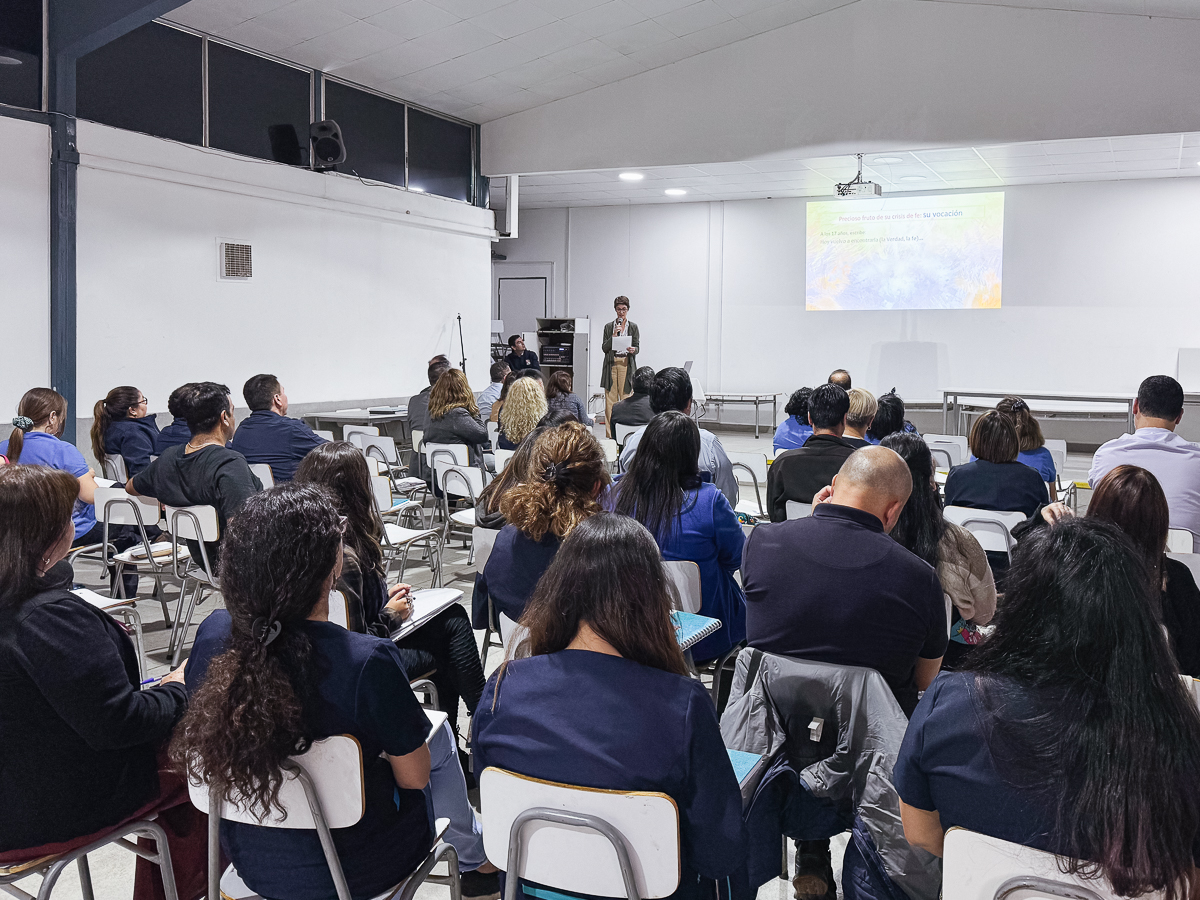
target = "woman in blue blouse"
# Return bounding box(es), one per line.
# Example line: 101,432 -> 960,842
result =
608,410 -> 746,662
773,387 -> 813,454
472,513 -> 747,900
90,385 -> 160,478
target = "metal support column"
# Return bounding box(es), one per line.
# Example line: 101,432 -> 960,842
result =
49,113 -> 78,443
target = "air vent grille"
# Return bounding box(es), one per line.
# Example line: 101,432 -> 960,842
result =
222,242 -> 252,278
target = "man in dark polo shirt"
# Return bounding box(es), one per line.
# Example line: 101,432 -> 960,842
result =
229,374 -> 326,482
504,335 -> 541,373
766,383 -> 856,521
744,445 -> 945,900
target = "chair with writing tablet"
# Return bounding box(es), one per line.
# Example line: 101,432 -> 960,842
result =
785,501 -> 812,520
248,463 -> 274,489
487,420 -> 499,446
473,526 -> 506,668
928,447 -> 954,471
97,488 -> 179,624
943,507 -> 1025,561
370,468 -> 426,529
479,767 -> 680,900
435,462 -> 489,569
353,433 -> 426,503
370,475 -> 442,587
728,450 -> 769,519
190,727 -> 462,900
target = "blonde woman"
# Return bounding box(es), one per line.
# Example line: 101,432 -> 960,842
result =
843,387 -> 878,448
423,368 -> 488,466
497,376 -> 548,450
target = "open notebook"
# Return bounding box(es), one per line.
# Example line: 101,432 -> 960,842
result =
389,588 -> 464,641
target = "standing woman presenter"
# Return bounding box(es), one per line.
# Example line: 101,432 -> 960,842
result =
602,295 -> 640,437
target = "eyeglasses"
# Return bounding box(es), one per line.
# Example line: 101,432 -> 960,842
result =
136,396 -> 148,405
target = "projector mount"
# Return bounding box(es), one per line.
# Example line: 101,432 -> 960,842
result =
836,154 -> 882,198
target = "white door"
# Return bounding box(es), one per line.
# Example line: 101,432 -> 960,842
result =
498,277 -> 547,340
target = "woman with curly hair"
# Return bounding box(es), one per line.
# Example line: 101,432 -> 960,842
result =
474,422 -> 609,627
496,376 -> 548,450
423,368 -> 488,467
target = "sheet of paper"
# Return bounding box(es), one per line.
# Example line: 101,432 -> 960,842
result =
391,589 -> 463,640
611,335 -> 632,354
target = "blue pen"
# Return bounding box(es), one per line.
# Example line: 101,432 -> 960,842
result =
141,676 -> 162,686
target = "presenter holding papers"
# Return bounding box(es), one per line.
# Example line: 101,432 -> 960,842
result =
602,295 -> 640,437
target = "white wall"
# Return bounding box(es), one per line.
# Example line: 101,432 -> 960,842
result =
75,122 -> 495,418
483,0 -> 1200,175
1,115 -> 50,420
499,177 -> 1200,405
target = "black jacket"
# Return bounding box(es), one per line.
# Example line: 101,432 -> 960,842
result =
766,433 -> 857,521
610,392 -> 654,429
943,459 -> 1049,518
0,562 -> 187,850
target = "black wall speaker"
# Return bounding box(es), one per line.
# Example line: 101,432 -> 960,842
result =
310,120 -> 346,170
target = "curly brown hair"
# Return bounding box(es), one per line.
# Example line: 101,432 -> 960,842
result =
498,422 -> 609,542
169,484 -> 343,818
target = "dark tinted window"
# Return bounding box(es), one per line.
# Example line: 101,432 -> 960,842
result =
407,108 -> 472,202
323,80 -> 405,187
0,0 -> 42,110
77,22 -> 202,145
208,43 -> 311,165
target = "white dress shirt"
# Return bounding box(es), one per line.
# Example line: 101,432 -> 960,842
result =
619,424 -> 739,508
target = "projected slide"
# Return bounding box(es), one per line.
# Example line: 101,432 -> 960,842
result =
806,192 -> 1004,311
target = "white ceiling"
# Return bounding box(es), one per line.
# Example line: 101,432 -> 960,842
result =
487,133 -> 1200,207
165,0 -> 1200,125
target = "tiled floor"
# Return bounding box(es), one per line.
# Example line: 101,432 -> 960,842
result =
17,430 -> 1097,899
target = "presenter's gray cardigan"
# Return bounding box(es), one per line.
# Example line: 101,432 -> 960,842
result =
600,320 -> 640,393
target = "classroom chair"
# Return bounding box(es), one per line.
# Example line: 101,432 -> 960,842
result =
97,488 -> 179,623
662,560 -> 702,614
101,454 -> 129,483
943,507 -> 1026,562
164,504 -> 222,667
728,450 -> 769,519
370,475 -> 443,587
785,501 -> 812,520
613,422 -> 639,448
1167,528 -> 1195,554
248,463 -> 274,489
472,526 -> 505,668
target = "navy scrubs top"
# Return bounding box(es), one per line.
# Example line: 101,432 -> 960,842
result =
185,611 -> 433,900
471,524 -> 560,628
155,417 -> 191,453
472,650 -> 747,900
229,409 -> 326,482
104,417 -> 161,477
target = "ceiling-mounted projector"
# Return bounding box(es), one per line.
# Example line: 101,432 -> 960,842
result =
836,153 -> 881,198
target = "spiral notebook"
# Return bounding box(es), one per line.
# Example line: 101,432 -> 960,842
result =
672,611 -> 720,650
388,589 -> 463,641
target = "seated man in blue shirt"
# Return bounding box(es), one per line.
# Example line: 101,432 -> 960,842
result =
229,374 -> 326,482
155,383 -> 197,453
743,445 -> 946,900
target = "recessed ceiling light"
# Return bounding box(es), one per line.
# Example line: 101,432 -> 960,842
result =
873,156 -> 904,164
664,188 -> 687,196
0,55 -> 22,65
618,172 -> 644,181
900,175 -> 927,181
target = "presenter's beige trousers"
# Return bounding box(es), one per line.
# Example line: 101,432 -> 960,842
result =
605,358 -> 630,438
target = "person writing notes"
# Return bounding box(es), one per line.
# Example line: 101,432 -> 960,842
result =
602,295 -> 640,437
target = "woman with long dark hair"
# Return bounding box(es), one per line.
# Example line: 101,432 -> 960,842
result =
172,484 -> 435,900
293,442 -> 487,739
472,513 -> 747,900
774,387 -> 813,453
609,410 -> 746,661
881,432 -> 995,666
544,370 -> 593,426
91,385 -> 159,478
474,425 -> 546,531
896,518 -> 1200,899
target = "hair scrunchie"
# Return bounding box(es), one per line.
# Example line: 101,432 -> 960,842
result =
1010,398 -> 1029,413
543,462 -> 572,487
11,416 -> 33,431
251,616 -> 283,647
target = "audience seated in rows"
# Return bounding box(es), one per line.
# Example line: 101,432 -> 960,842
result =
424,368 -> 489,468
497,376 -> 547,451
503,334 -> 540,373
995,395 -> 1057,495
477,360 -> 510,424
842,388 -> 878,448
128,382 -> 262,570
294,442 -> 487,744
609,365 -> 656,432
155,383 -> 195,453
773,387 -> 813,454
0,465 -> 204,899
91,385 -> 158,477
765,383 -> 855,521
408,355 -> 450,434
473,423 -> 608,630
472,513 -> 747,900
544,370 -> 594,427
828,368 -> 851,389
868,390 -> 918,442
944,410 -> 1048,518
1090,374 -> 1200,548
620,367 -> 739,507
882,432 -> 996,669
474,426 -> 546,530
607,411 -> 746,662
1016,464 -> 1200,677
746,445 -> 946,900
895,517 -> 1200,897
488,370 -> 519,423
228,373 -> 325,483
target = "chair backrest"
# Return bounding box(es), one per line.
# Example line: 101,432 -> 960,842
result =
927,441 -> 963,467
96,487 -> 160,528
487,420 -> 499,444
479,767 -> 681,899
166,504 -> 220,541
928,447 -> 954,470
599,438 -> 619,465
614,422 -> 640,446
425,441 -> 471,466
356,434 -> 399,465
411,429 -> 425,452
313,429 -> 334,441
494,448 -> 516,471
369,474 -> 394,515
1167,528 -> 1195,554
342,424 -> 379,442
327,590 -> 349,629
943,506 -> 1025,555
727,450 -> 768,484
785,500 -> 812,520
437,462 -> 487,501
473,526 -> 498,571
924,433 -> 969,455
249,463 -> 275,488
942,827 -> 1159,900
101,454 -> 129,482
499,611 -> 526,658
187,734 -> 365,829
1043,438 -> 1067,479
662,560 -> 702,614
1168,552 -> 1200,586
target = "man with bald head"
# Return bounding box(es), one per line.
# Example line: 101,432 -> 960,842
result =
828,368 -> 851,389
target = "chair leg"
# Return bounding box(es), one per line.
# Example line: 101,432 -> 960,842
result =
165,579 -> 193,657
480,622 -> 494,669
75,856 -> 95,900
396,842 -> 461,900
171,586 -> 206,668
154,576 -> 173,628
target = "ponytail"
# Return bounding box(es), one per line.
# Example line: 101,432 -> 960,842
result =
7,418 -> 30,463
90,386 -> 143,467
8,388 -> 69,464
90,400 -> 111,466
